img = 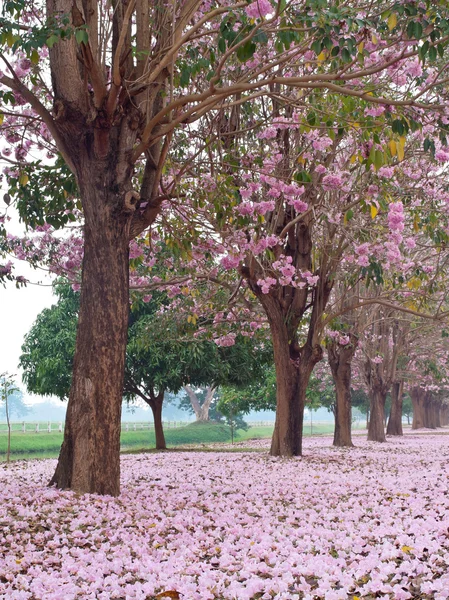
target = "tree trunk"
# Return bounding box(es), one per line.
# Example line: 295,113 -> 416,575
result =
411,387 -> 426,429
270,360 -> 304,456
368,388 -> 387,442
386,381 -> 403,436
50,170 -> 131,496
183,385 -> 216,422
183,385 -> 202,420
442,405 -> 449,426
150,394 -> 166,450
327,338 -> 356,448
199,386 -> 216,421
426,397 -> 437,429
268,306 -> 321,457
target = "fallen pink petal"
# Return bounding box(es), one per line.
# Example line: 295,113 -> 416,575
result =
1,433 -> 448,599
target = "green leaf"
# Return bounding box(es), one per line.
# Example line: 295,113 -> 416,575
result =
30,49 -> 40,64
413,22 -> 423,39
46,34 -> 59,48
392,119 -> 405,135
180,66 -> 191,87
75,29 -> 88,45
419,40 -> 429,60
311,39 -> 322,55
341,47 -> 351,62
236,40 -> 256,62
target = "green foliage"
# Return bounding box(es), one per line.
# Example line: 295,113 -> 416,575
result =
351,387 -> 370,415
5,158 -> 78,229
20,283 -> 78,400
0,386 -> 29,419
0,373 -> 26,418
20,283 -> 271,406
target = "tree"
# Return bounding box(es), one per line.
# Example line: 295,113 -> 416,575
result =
0,373 -> 22,463
3,1 -> 449,491
20,282 -> 270,449
181,385 -> 217,423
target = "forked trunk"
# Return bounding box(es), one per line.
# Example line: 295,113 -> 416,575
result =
368,388 -> 387,442
50,172 -> 131,496
268,308 -> 320,457
327,339 -> 356,448
386,381 -> 403,436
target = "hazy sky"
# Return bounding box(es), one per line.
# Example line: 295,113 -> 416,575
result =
1,198 -> 56,403
1,265 -> 55,403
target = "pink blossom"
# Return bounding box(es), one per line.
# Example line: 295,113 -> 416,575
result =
312,136 -> 333,151
214,333 -> 236,346
322,174 -> 343,190
221,255 -> 241,270
289,199 -> 308,212
377,166 -> 394,178
257,276 -> 277,293
245,0 -> 272,19
358,255 -> 370,267
435,149 -> 449,162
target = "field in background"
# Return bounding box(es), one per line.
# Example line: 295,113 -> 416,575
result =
0,421 -> 357,461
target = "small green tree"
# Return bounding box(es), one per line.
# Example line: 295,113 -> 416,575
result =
0,373 -> 22,463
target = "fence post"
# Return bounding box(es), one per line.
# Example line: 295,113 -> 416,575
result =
47,422 -> 51,433
35,423 -> 39,433
125,423 -> 129,432
58,422 -> 63,433
22,421 -> 26,433
133,423 -> 136,431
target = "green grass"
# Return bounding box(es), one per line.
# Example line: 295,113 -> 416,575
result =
0,421 -> 351,461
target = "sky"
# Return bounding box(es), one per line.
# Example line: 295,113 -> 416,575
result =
1,197 -> 57,404
0,263 -> 56,403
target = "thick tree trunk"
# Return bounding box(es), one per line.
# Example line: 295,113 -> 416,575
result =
411,387 -> 426,429
270,361 -> 304,456
327,339 -> 356,448
50,170 -> 131,496
268,307 -> 321,457
386,381 -> 404,436
368,388 -> 387,442
150,395 -> 166,450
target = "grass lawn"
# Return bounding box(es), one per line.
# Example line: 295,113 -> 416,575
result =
0,421 -> 346,461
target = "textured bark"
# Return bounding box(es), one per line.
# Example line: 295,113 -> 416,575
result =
267,300 -> 322,457
411,387 -> 427,429
368,387 -> 387,442
149,393 -> 166,450
386,381 -> 404,436
50,166 -> 130,495
327,337 -> 356,448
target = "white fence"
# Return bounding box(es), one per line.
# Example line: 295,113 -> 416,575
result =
0,420 -> 276,434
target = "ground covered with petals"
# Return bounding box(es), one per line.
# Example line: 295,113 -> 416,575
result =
1,434 -> 449,600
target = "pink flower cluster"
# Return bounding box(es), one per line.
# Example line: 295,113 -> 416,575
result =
1,435 -> 449,599
245,0 -> 272,19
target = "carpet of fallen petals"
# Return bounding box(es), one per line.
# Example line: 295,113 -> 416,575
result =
1,433 -> 449,600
